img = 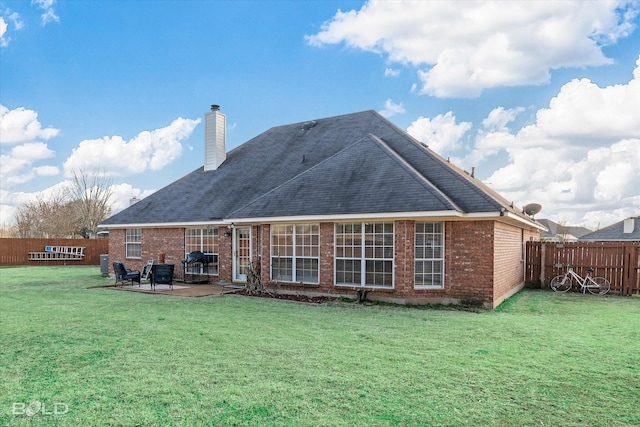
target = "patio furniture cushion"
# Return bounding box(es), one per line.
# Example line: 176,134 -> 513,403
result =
113,262 -> 141,287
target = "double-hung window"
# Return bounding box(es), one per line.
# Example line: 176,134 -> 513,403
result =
335,222 -> 394,288
271,224 -> 319,283
125,228 -> 142,259
415,222 -> 444,288
185,228 -> 219,275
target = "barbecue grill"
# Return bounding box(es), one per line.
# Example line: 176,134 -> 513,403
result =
182,251 -> 210,283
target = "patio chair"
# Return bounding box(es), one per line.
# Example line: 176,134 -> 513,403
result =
113,262 -> 141,287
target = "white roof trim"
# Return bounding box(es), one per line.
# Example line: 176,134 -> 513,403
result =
98,220 -> 227,229
225,210 -> 461,223
100,210 -> 544,230
228,210 -> 544,230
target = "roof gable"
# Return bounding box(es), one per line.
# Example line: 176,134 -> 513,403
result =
228,134 -> 459,219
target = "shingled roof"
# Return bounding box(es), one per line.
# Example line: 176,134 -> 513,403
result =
580,217 -> 640,241
101,110 -> 536,226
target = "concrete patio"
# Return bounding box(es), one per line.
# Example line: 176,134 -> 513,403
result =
113,282 -> 239,297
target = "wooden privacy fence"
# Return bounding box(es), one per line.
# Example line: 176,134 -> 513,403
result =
526,241 -> 640,295
0,238 -> 109,266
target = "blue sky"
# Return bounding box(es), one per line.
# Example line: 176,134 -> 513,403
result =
1,0 -> 639,230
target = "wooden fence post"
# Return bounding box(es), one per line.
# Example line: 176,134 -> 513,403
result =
539,243 -> 546,288
623,243 -> 639,296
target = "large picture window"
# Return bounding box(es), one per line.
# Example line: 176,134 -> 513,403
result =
335,223 -> 394,288
415,222 -> 444,288
185,228 -> 219,275
125,228 -> 142,259
271,224 -> 319,283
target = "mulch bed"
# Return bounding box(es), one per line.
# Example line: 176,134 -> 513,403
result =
235,289 -> 334,304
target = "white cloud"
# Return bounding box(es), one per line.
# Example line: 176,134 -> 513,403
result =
384,67 -> 400,77
0,190 -> 19,227
378,99 -> 405,118
10,142 -> 54,160
481,55 -> 640,228
0,155 -> 30,182
0,180 -> 70,227
8,12 -> 23,30
0,105 -> 60,188
444,106 -> 526,168
482,107 -> 525,132
108,183 -> 157,215
0,10 -> 22,47
533,76 -> 640,144
0,142 -> 56,184
0,105 -> 200,227
407,112 -> 472,153
62,117 -> 201,176
32,0 -> 59,25
33,165 -> 59,176
0,17 -> 8,47
0,104 -> 60,144
307,0 -> 638,97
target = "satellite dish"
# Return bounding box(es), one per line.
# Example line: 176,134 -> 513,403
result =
523,203 -> 542,217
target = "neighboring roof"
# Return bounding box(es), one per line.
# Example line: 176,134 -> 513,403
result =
101,110 -> 538,227
579,217 -> 640,241
537,219 -> 592,240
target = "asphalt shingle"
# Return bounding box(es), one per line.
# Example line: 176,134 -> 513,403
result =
580,217 -> 640,241
101,110 -> 527,226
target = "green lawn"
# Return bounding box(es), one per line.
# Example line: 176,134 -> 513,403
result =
1,266 -> 638,426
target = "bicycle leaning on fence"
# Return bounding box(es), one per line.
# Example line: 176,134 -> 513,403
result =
549,264 -> 611,295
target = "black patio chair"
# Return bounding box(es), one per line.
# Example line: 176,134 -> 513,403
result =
113,262 -> 141,287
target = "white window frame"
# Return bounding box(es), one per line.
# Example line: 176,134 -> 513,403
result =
414,222 -> 444,289
185,227 -> 219,275
270,224 -> 319,284
335,222 -> 394,288
125,228 -> 142,259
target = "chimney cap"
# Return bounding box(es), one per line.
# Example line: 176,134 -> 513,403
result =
211,104 -> 220,111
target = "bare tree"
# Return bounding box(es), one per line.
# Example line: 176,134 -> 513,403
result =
13,190 -> 77,238
12,167 -> 114,238
66,168 -> 113,237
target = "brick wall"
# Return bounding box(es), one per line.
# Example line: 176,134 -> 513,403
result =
255,220 -> 500,306
259,224 -> 270,285
319,222 -> 335,289
108,227 -> 185,278
444,220 -> 495,304
377,220 -> 493,306
108,229 -> 125,275
492,221 -> 525,307
218,227 -> 233,282
108,219 -> 538,308
142,228 -> 185,269
393,220 -> 413,295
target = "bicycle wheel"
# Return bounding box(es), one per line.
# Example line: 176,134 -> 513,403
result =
550,275 -> 572,292
587,277 -> 611,295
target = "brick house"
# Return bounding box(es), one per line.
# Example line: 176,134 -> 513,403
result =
100,107 -> 543,308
